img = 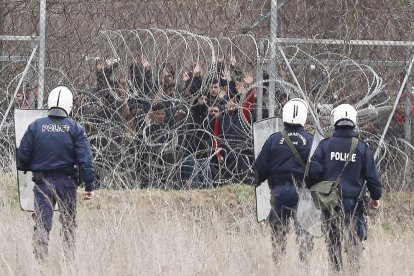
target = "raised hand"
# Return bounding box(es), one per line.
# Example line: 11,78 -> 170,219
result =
141,55 -> 150,69
221,67 -> 232,81
96,62 -> 105,70
236,81 -> 247,94
182,71 -> 190,82
243,71 -> 254,85
230,56 -> 236,67
193,63 -> 202,75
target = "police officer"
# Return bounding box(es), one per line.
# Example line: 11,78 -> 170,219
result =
255,98 -> 314,264
306,104 -> 382,271
18,86 -> 95,262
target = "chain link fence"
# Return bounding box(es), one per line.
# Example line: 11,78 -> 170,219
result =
1,0 -> 414,190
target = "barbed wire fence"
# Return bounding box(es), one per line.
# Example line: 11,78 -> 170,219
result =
1,0 -> 414,191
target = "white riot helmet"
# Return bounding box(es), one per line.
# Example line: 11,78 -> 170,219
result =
282,98 -> 308,126
47,86 -> 73,116
331,104 -> 357,127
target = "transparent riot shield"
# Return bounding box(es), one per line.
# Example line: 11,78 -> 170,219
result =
253,117 -> 283,222
296,129 -> 325,237
14,109 -> 49,211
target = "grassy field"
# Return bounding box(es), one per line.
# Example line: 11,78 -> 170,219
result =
1,172 -> 413,276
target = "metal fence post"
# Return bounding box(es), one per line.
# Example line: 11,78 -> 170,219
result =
268,0 -> 278,117
405,81 -> 412,187
38,0 -> 46,108
256,39 -> 267,121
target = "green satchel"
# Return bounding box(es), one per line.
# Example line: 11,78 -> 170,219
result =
309,137 -> 358,212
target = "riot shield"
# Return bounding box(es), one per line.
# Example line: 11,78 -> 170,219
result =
296,129 -> 325,237
253,117 -> 283,222
14,109 -> 49,211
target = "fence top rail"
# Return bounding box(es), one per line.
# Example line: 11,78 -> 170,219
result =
0,35 -> 39,42
0,56 -> 37,62
260,58 -> 409,67
276,37 -> 414,47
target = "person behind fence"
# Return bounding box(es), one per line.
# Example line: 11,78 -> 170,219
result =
306,104 -> 382,272
211,97 -> 253,184
206,78 -> 227,111
141,101 -> 175,188
254,98 -> 314,264
180,95 -> 213,189
17,85 -> 95,262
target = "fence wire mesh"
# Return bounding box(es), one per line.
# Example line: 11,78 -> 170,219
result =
1,0 -> 414,191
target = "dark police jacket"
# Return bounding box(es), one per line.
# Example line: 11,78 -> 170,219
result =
306,128 -> 382,200
18,110 -> 95,192
255,124 -> 313,188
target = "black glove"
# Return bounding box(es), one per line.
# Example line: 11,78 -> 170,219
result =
254,170 -> 264,187
16,149 -> 30,171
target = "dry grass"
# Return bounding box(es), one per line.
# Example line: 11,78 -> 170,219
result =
1,173 -> 413,276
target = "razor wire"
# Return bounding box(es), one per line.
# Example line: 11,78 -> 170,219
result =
0,29 -> 412,192
1,1 -> 414,191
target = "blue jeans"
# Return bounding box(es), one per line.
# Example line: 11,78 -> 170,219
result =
181,156 -> 213,189
32,172 -> 77,261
